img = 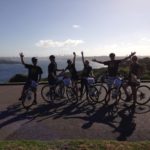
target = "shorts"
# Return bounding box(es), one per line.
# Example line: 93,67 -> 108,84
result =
48,78 -> 58,85
71,75 -> 78,81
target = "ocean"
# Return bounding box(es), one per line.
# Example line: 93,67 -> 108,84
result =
0,57 -> 104,83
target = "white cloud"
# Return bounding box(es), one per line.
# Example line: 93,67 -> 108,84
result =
72,24 -> 80,29
141,37 -> 150,42
35,39 -> 84,48
96,37 -> 150,56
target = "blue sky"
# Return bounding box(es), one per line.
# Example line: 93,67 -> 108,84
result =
0,0 -> 150,57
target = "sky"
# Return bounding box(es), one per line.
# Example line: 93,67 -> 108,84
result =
0,0 -> 150,57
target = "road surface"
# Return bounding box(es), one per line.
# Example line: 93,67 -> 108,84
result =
0,84 -> 150,141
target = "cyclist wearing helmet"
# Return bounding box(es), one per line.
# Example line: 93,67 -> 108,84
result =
19,52 -> 43,104
64,52 -> 78,81
48,55 -> 63,85
62,52 -> 78,81
128,55 -> 142,100
92,52 -> 136,89
80,51 -> 94,99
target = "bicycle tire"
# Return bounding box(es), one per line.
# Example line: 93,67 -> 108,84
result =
22,88 -> 35,109
105,87 -> 121,105
120,86 -> 128,101
41,84 -> 53,103
96,85 -> 107,103
55,82 -> 65,98
136,85 -> 150,105
66,87 -> 78,103
89,86 -> 101,103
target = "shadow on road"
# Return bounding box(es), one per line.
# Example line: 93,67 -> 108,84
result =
0,98 -> 150,141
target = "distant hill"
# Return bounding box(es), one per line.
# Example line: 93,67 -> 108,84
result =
0,58 -> 20,64
0,55 -> 149,64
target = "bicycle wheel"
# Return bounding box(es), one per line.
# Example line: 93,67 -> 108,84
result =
136,85 -> 150,105
55,82 -> 65,98
66,87 -> 78,103
88,86 -> 99,103
105,87 -> 120,105
96,85 -> 107,103
22,89 -> 35,109
41,84 -> 53,103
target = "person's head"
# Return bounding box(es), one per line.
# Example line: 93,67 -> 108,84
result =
131,55 -> 138,63
109,53 -> 115,60
67,59 -> 72,65
31,57 -> 38,66
84,60 -> 89,66
49,55 -> 55,62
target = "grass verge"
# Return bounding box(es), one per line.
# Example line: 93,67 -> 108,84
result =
0,140 -> 150,150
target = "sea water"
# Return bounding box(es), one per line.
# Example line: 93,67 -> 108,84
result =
0,57 -> 104,83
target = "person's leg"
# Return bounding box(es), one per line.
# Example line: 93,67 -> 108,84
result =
80,79 -> 84,99
84,79 -> 89,99
33,88 -> 37,104
107,76 -> 113,90
74,80 -> 79,96
19,82 -> 29,100
131,85 -> 137,102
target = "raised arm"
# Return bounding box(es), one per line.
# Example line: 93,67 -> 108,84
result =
92,58 -> 104,64
121,52 -> 136,62
73,52 -> 76,65
81,51 -> 85,64
19,52 -> 25,65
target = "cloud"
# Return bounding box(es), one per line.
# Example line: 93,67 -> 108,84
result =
141,37 -> 150,42
35,39 -> 84,48
72,24 -> 80,29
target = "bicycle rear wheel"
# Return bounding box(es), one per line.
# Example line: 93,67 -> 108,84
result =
22,89 -> 35,109
105,87 -> 120,105
136,85 -> 150,105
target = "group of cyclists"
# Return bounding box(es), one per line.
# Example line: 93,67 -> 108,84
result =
18,51 -> 142,105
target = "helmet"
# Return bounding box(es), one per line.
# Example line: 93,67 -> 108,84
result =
31,57 -> 37,62
109,53 -> 115,57
85,60 -> 89,65
49,55 -> 55,59
132,55 -> 138,61
67,59 -> 72,64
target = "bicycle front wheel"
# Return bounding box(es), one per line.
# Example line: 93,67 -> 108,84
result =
120,87 -> 128,101
88,86 -> 99,103
55,82 -> 65,99
66,87 -> 78,103
41,84 -> 53,103
22,89 -> 35,109
136,85 -> 150,105
96,85 -> 107,103
105,87 -> 121,105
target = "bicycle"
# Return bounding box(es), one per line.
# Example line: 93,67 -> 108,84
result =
22,80 -> 38,110
41,76 -> 65,103
90,75 -> 108,103
106,76 -> 150,105
79,77 -> 102,103
135,84 -> 150,105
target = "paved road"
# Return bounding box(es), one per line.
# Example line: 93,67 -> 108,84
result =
0,84 -> 150,141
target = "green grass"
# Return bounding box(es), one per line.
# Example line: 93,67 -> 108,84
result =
0,140 -> 150,150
